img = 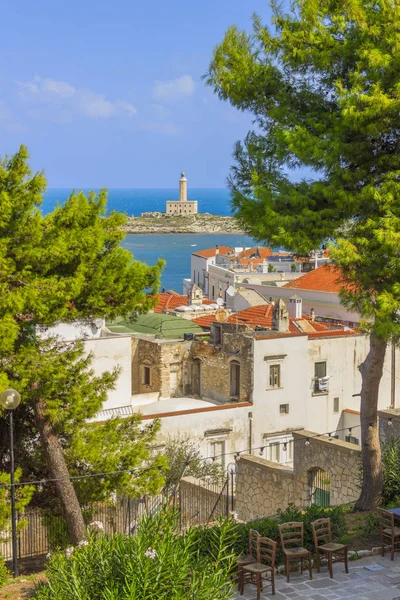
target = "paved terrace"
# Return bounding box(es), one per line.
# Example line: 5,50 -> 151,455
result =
237,554 -> 400,600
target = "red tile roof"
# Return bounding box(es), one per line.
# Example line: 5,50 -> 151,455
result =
237,246 -> 273,259
283,265 -> 344,293
154,292 -> 213,314
192,245 -> 234,259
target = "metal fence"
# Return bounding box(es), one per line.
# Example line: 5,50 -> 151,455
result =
0,473 -> 235,561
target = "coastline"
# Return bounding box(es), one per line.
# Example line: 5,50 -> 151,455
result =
123,213 -> 245,235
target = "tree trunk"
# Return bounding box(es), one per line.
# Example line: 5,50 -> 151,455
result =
354,334 -> 387,511
34,398 -> 87,544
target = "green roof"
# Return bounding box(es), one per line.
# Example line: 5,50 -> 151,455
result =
107,313 -> 203,339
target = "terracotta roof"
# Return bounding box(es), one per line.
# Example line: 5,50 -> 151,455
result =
154,292 -> 213,314
193,303 -> 356,338
192,245 -> 234,259
238,258 -> 265,267
237,246 -> 273,259
283,264 -> 344,293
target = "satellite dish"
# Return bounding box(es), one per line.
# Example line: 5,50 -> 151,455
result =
226,286 -> 236,297
216,297 -> 224,306
93,318 -> 104,329
215,308 -> 228,322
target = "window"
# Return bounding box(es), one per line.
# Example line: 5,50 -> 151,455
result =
230,361 -> 240,398
210,440 -> 225,467
314,361 -> 327,393
143,366 -> 151,386
333,397 -> 339,413
212,285 -> 215,299
269,442 -> 280,462
214,325 -> 222,346
280,403 -> 289,414
345,435 -> 359,445
269,364 -> 281,388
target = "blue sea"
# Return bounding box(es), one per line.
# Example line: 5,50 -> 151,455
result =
44,188 -> 255,292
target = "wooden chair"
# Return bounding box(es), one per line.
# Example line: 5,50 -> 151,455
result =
240,536 -> 277,599
378,508 -> 400,560
311,517 -> 348,578
279,521 -> 312,583
237,529 -> 259,585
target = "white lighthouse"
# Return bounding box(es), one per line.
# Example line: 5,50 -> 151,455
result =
166,172 -> 198,215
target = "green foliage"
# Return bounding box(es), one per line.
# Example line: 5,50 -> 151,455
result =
205,0 -> 400,340
0,146 -> 167,506
0,469 -> 34,539
381,438 -> 400,506
267,263 -> 276,273
163,438 -> 225,493
0,554 -> 8,587
34,508 -> 239,600
364,511 -> 380,535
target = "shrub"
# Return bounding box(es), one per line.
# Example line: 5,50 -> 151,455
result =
0,554 -> 8,588
34,508 -> 239,600
234,503 -> 348,562
382,439 -> 400,506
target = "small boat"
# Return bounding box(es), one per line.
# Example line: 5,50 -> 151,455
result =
191,244 -> 196,247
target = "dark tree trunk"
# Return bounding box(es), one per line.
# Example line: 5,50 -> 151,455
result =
34,399 -> 87,544
354,334 -> 387,511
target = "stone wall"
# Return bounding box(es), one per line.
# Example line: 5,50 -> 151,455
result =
378,409 -> 400,443
191,326 -> 253,403
235,430 -> 361,521
131,337 -> 192,398
235,455 -> 297,521
293,430 -> 361,506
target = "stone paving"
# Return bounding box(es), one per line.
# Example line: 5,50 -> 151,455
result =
236,554 -> 400,599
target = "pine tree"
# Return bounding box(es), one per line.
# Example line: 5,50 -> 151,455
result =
0,147 -> 165,542
206,0 -> 400,509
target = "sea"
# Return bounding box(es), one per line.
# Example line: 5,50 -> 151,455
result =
44,188 -> 255,292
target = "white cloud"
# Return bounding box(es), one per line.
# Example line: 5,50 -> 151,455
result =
153,75 -> 195,100
41,78 -> 76,98
116,101 -> 137,116
79,91 -> 115,118
15,77 -> 137,120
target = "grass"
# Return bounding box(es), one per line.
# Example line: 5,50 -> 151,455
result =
341,510 -> 380,551
0,573 -> 45,600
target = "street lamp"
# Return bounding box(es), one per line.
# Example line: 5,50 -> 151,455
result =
0,388 -> 21,577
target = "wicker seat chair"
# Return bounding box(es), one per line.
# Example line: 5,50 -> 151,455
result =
279,521 -> 312,583
240,536 -> 277,599
378,508 -> 400,560
311,517 -> 348,578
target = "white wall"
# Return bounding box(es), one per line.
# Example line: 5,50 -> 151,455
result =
38,319 -> 105,341
85,335 -> 132,410
190,254 -> 211,293
142,405 -> 251,470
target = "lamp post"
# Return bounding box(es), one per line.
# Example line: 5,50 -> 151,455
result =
0,388 -> 21,578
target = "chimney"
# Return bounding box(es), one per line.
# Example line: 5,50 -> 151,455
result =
289,295 -> 302,319
272,299 -> 289,332
215,245 -> 219,256
311,308 -> 315,321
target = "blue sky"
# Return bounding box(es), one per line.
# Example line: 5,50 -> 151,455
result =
0,0 -> 271,188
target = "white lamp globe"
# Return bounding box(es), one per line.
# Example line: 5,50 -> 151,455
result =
0,389 -> 21,410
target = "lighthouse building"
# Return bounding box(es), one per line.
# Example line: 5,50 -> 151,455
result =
166,172 -> 198,215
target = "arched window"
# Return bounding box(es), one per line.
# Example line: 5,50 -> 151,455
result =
230,361 -> 240,399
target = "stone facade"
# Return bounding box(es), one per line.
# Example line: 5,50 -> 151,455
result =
131,337 -> 192,398
378,408 -> 400,443
190,325 -> 253,403
235,430 -> 361,521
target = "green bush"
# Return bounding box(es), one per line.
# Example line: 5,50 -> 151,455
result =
234,503 -> 348,562
382,439 -> 400,506
0,554 -> 8,587
34,508 -> 239,600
